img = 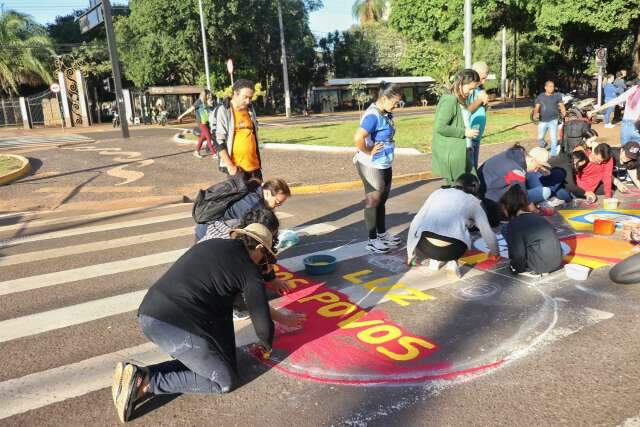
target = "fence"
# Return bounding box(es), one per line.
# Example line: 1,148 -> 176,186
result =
26,89 -> 64,128
0,98 -> 24,128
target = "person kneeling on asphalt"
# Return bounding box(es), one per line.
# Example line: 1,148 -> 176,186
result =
610,141 -> 640,190
407,173 -> 499,278
112,223 -> 301,423
574,143 -> 614,203
500,185 -> 563,278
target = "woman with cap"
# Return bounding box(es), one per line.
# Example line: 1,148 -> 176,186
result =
609,141 -> 640,191
112,223 -> 288,423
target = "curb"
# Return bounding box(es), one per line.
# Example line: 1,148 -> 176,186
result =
262,143 -> 423,156
0,154 -> 31,186
290,171 -> 438,195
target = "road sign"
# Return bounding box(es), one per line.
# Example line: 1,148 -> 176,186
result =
78,1 -> 104,34
50,83 -> 61,93
596,48 -> 607,68
226,58 -> 234,75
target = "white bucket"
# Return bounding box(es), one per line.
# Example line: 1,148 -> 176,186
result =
603,198 -> 619,209
564,263 -> 591,281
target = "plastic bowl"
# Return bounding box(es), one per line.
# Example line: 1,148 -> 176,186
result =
303,254 -> 337,275
593,219 -> 616,235
603,198 -> 619,209
564,263 -> 591,281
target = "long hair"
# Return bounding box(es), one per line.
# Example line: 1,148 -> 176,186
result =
377,81 -> 402,101
452,69 -> 480,104
199,89 -> 211,102
499,185 -> 529,220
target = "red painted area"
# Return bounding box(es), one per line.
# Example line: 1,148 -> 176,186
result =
256,266 -> 507,384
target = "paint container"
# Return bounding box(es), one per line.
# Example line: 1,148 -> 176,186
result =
603,198 -> 620,209
593,219 -> 616,235
540,207 -> 555,216
564,263 -> 591,281
303,254 -> 337,275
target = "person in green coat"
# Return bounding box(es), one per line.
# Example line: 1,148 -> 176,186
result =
432,69 -> 481,184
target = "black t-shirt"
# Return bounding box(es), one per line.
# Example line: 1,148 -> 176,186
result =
535,93 -> 563,122
505,212 -> 563,274
138,239 -> 274,361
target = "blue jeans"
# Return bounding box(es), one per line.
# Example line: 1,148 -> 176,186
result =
471,138 -> 481,170
139,315 -> 238,395
526,169 -> 571,203
604,106 -> 615,125
621,120 -> 640,146
537,120 -> 559,155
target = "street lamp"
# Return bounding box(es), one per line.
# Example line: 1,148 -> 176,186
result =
198,0 -> 211,91
463,0 -> 472,68
276,0 -> 292,118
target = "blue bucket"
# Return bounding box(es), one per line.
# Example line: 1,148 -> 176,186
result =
303,254 -> 337,275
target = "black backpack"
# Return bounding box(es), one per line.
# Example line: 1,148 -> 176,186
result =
192,175 -> 251,224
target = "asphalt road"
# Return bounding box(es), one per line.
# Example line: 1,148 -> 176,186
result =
1,181 -> 639,426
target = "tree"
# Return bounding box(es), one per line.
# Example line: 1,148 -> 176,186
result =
349,81 -> 371,113
0,11 -> 54,96
352,0 -> 387,25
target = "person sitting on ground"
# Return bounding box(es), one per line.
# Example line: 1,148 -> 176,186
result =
195,178 -> 291,243
112,223 -> 290,423
574,143 -> 614,202
610,141 -> 640,190
561,110 -> 593,154
478,145 -> 552,224
500,185 -> 563,277
540,150 -> 589,201
407,173 -> 499,278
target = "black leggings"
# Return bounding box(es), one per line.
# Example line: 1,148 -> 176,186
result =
610,253 -> 640,285
416,231 -> 468,262
356,162 -> 392,239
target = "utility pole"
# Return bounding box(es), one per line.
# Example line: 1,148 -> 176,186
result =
102,0 -> 129,138
198,0 -> 211,91
512,30 -> 517,108
463,0 -> 472,68
276,0 -> 292,118
501,28 -> 507,100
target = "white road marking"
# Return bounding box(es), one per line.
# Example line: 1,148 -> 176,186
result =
0,227 -> 193,267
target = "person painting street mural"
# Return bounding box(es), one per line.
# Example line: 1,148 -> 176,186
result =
353,81 -> 403,254
216,79 -> 263,181
533,80 -> 567,156
112,223 -> 303,423
574,143 -> 614,202
407,173 -> 499,277
500,185 -> 563,277
178,89 -> 217,159
589,81 -> 640,146
432,69 -> 481,184
610,223 -> 640,285
610,141 -> 640,190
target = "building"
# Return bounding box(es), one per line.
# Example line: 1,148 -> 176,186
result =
311,76 -> 436,112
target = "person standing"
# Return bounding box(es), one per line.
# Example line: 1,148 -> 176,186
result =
467,62 -> 490,169
432,69 -> 481,184
216,79 -> 262,181
178,90 -> 217,159
112,224 -> 291,423
603,74 -> 621,128
533,81 -> 566,156
353,81 -> 403,254
589,82 -> 640,146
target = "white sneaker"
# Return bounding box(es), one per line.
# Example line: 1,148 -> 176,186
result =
428,259 -> 443,271
366,238 -> 390,254
193,150 -> 203,159
605,124 -> 615,129
377,232 -> 402,247
445,260 -> 461,278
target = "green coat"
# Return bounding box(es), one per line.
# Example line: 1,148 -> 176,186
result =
431,94 -> 469,184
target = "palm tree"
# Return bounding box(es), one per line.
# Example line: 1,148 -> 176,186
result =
352,0 -> 387,26
0,11 -> 55,96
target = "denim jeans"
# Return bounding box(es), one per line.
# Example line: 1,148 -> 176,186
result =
526,169 -> 571,202
470,138 -> 481,170
139,315 -> 238,395
537,120 -> 559,155
604,106 -> 615,125
621,120 -> 640,146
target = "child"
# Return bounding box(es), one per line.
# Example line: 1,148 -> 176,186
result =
500,185 -> 563,277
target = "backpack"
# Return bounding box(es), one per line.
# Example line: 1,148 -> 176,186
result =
192,175 -> 251,224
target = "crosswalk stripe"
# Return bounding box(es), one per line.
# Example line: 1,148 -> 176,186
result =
0,249 -> 186,297
0,212 -> 192,249
0,203 -> 185,234
0,291 -> 146,343
0,227 -> 194,267
0,322 -> 260,420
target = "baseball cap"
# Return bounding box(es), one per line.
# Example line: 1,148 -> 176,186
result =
527,147 -> 551,168
623,141 -> 640,160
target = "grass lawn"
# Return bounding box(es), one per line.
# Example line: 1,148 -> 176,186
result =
0,155 -> 22,175
260,108 -> 531,153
